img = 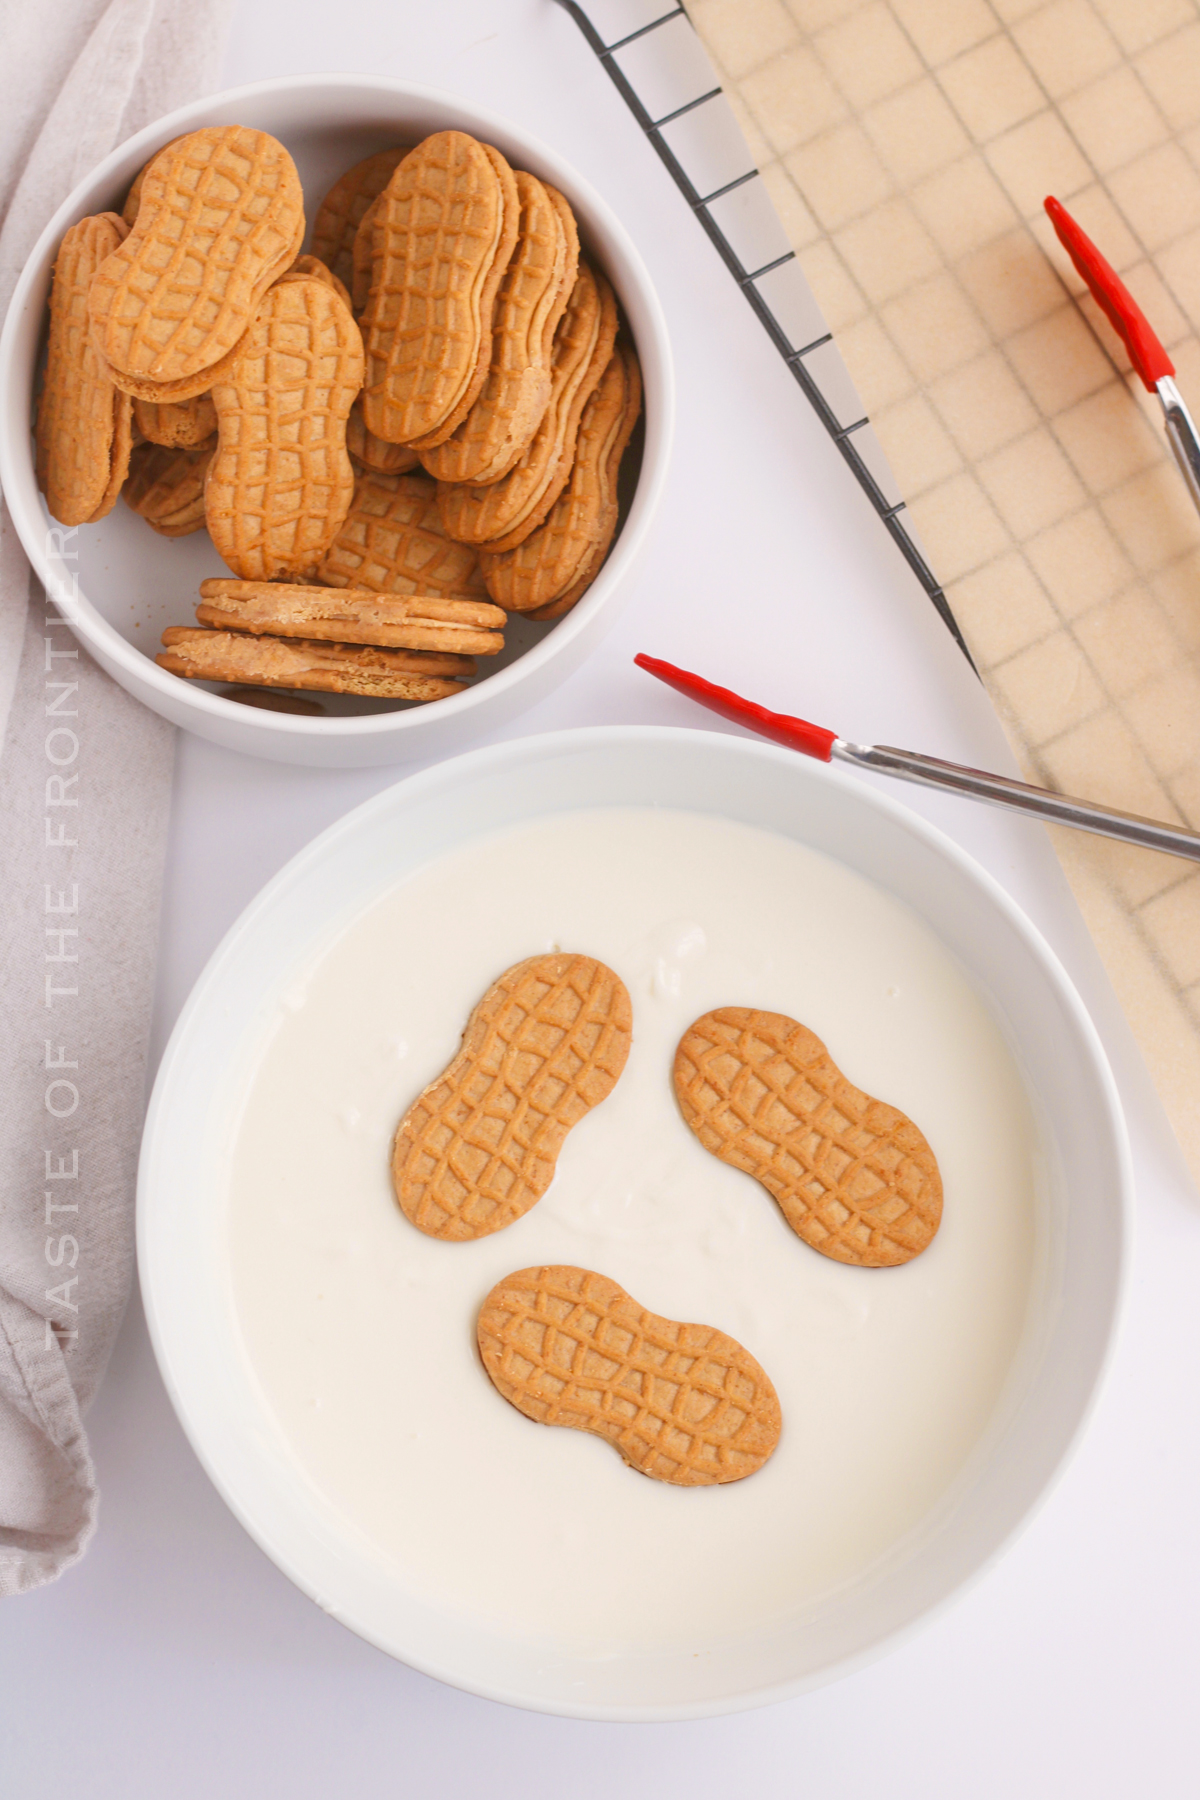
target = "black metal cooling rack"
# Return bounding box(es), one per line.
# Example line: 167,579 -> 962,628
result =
552,0 -> 972,664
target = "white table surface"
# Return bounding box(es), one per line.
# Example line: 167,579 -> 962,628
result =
4,2 -> 1200,1793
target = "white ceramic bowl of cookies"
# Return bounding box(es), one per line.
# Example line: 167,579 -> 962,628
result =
0,75 -> 673,768
139,726 -> 1129,1718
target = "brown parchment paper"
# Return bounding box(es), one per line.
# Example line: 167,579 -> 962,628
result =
689,0 -> 1200,1181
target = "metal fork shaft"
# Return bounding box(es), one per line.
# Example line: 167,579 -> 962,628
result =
1158,376 -> 1200,522
834,739 -> 1200,862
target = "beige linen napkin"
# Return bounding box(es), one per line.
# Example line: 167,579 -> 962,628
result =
0,0 -> 233,1596
682,0 -> 1200,1183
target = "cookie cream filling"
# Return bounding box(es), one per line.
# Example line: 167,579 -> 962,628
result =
225,806 -> 1039,1653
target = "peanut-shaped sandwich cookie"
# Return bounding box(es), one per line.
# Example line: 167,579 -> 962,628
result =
205,275 -> 363,580
361,131 -> 519,448
393,954 -> 632,1240
674,1008 -> 943,1268
481,340 -> 641,616
156,628 -> 471,701
196,579 -> 505,656
319,470 -> 487,598
419,172 -> 577,485
36,212 -> 135,526
435,261 -> 617,551
478,1265 -> 781,1485
90,127 -> 304,400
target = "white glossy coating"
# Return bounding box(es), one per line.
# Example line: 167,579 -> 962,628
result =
226,805 -> 1038,1648
138,728 -> 1130,1718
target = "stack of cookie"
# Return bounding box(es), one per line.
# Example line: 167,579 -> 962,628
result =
34,124 -> 642,707
319,129 -> 643,618
159,581 -> 505,705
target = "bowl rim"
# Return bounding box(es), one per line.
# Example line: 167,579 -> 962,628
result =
137,723 -> 1133,1719
0,72 -> 675,743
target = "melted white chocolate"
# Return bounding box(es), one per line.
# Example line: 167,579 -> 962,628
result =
225,806 -> 1038,1652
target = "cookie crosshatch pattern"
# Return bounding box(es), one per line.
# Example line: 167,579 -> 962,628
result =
477,1264 -> 783,1485
392,953 -> 634,1241
674,1006 -> 944,1268
557,0 -> 1200,1182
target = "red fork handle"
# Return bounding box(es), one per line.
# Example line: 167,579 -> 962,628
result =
633,654 -> 838,761
1044,195 -> 1174,391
